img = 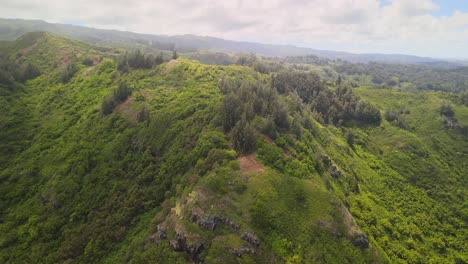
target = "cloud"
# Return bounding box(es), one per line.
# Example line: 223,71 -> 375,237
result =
0,0 -> 467,58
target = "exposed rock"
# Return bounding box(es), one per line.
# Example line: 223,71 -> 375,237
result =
321,155 -> 332,167
230,247 -> 256,257
189,213 -> 199,223
168,231 -> 205,262
198,215 -> 218,231
351,232 -> 369,249
190,213 -> 240,231
157,225 -> 167,240
241,232 -> 260,248
340,204 -> 370,249
219,216 -> 241,230
186,242 -> 204,262
330,164 -> 345,178
169,232 -> 187,252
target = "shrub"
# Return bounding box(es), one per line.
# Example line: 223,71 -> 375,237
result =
136,107 -> 150,123
346,131 -> 356,146
101,82 -> 133,116
385,108 -> 408,129
440,103 -> 455,117
82,57 -> 94,66
20,62 -> 41,81
61,63 -> 79,83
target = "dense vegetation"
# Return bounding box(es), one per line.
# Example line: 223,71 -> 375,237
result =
0,32 -> 467,264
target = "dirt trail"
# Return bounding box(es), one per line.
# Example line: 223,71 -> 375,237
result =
239,154 -> 264,173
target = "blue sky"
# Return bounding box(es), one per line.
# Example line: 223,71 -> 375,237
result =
432,0 -> 468,16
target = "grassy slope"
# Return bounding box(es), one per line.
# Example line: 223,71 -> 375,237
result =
0,33 -> 466,263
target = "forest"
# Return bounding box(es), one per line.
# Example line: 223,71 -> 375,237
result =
0,32 -> 467,264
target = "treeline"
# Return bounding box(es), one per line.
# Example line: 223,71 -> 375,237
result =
333,61 -> 468,93
236,53 -> 286,74
116,50 -> 165,72
461,90 -> 468,106
284,54 -> 331,66
101,82 -> 133,115
219,71 -> 381,154
219,77 -> 292,154
0,54 -> 41,85
271,71 -> 381,126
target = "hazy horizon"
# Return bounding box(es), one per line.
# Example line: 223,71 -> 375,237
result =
2,0 -> 468,59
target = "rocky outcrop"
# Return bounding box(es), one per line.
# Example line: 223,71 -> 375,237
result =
169,232 -> 205,262
150,225 -> 167,242
350,232 -> 369,249
330,164 -> 345,178
193,214 -> 218,231
230,247 -> 256,257
241,232 -> 260,248
186,242 -> 204,262
169,232 -> 187,252
190,213 -> 240,231
157,225 -> 167,240
321,155 -> 332,167
339,204 -> 370,249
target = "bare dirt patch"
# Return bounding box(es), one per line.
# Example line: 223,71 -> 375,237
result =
164,59 -> 180,74
239,154 -> 264,174
115,97 -> 138,124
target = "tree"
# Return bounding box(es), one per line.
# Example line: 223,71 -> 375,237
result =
231,116 -> 256,154
274,100 -> 289,130
155,52 -> 164,66
220,93 -> 242,132
271,71 -> 323,103
355,101 -> 381,125
117,53 -> 129,73
172,50 -> 178,60
19,62 -> 40,82
128,50 -> 145,68
336,75 -> 342,87
114,82 -> 132,102
146,54 -> 157,68
61,63 -> 79,83
459,90 -> 468,106
101,82 -> 133,116
346,131 -> 355,146
101,95 -> 116,115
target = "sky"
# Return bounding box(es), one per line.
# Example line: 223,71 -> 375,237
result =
1,0 -> 468,58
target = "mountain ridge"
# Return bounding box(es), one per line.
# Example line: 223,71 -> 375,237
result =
0,32 -> 467,263
0,18 -> 446,64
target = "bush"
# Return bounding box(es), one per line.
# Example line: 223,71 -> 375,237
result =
101,95 -> 116,116
61,63 -> 79,83
346,131 -> 356,146
440,103 -> 455,117
136,107 -> 150,123
385,108 -> 408,129
20,62 -> 41,81
101,82 -> 133,116
82,57 -> 94,66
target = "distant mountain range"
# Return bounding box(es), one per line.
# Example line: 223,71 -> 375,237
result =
0,18 -> 450,64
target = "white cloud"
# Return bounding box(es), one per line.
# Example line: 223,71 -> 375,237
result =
1,0 -> 467,58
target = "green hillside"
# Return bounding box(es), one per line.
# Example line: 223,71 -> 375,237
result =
0,33 -> 466,264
